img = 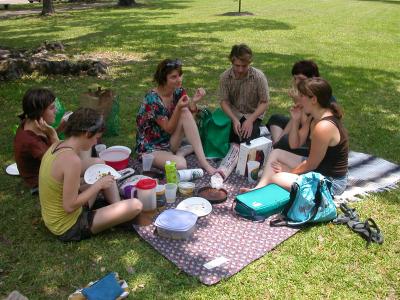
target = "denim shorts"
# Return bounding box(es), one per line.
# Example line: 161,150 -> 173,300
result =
327,174 -> 348,196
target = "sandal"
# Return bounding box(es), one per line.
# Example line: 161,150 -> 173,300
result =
332,203 -> 359,225
347,218 -> 384,246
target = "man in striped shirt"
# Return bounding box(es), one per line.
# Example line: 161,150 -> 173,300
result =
219,44 -> 270,144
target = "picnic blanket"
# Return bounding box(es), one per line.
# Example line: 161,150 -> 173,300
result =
335,151 -> 400,203
130,157 -> 299,285
130,150 -> 400,285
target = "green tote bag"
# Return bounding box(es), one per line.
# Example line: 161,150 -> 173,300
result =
197,107 -> 231,159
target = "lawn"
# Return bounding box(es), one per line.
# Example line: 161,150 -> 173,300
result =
0,0 -> 399,298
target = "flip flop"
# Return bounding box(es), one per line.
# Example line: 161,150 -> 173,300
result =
332,203 -> 359,225
347,218 -> 384,246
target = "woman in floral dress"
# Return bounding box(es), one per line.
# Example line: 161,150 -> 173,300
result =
135,59 -> 217,174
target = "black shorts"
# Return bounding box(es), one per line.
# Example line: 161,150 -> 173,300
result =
58,207 -> 96,242
266,114 -> 290,130
273,134 -> 310,157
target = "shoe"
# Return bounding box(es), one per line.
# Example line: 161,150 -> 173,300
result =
347,218 -> 384,246
332,203 -> 359,225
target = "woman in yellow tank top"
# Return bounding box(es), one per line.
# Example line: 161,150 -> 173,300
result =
39,108 -> 142,242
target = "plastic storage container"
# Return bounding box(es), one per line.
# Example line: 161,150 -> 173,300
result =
154,209 -> 198,240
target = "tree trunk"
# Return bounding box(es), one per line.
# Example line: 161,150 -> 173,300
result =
238,0 -> 241,13
41,0 -> 55,15
118,0 -> 136,7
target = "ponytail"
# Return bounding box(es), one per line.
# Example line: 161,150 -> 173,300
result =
329,101 -> 343,119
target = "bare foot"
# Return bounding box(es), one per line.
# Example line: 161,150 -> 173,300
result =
239,187 -> 251,194
176,145 -> 194,157
204,165 -> 218,175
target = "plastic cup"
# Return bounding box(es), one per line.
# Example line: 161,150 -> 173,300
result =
165,183 -> 177,203
95,144 -> 107,157
247,160 -> 260,183
142,153 -> 154,172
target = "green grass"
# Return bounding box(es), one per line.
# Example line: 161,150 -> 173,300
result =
1,0 -> 400,298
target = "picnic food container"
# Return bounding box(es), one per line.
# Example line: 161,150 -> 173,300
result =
178,182 -> 195,196
133,178 -> 157,211
197,186 -> 228,204
155,209 -> 198,240
99,146 -> 131,171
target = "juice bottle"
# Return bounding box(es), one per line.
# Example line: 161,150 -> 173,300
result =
165,161 -> 178,184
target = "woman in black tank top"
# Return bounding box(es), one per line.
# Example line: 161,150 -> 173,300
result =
241,77 -> 349,196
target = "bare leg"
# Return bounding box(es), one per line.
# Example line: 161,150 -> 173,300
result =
253,149 -> 303,189
102,181 -> 121,204
170,109 -> 217,174
269,172 -> 299,191
270,125 -> 284,144
151,150 -> 187,170
176,144 -> 194,157
90,198 -> 143,234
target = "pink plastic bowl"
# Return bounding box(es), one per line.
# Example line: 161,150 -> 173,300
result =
99,146 -> 131,171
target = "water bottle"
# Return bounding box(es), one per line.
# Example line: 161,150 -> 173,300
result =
165,161 -> 178,184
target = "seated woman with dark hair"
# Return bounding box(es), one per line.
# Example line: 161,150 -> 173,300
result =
244,77 -> 349,196
135,58 -> 217,174
39,108 -> 142,242
14,88 -> 60,189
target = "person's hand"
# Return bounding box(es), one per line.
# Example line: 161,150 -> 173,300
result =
271,161 -> 283,173
290,104 -> 303,122
241,119 -> 253,139
176,94 -> 189,110
192,88 -> 206,103
95,175 -> 115,190
232,119 -> 241,137
34,118 -> 57,138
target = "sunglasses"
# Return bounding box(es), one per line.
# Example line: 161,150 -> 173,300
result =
165,59 -> 182,68
86,117 -> 105,134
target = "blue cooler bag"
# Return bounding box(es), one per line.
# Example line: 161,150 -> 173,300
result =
234,184 -> 290,222
270,172 -> 337,227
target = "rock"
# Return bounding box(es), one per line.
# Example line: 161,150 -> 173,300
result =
0,42 -> 108,81
6,290 -> 28,300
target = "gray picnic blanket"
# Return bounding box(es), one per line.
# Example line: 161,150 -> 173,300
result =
335,151 -> 400,203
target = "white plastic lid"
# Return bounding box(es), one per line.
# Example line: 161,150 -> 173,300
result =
155,209 -> 198,231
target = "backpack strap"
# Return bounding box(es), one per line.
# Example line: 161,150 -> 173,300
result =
270,182 -> 298,227
271,179 -> 325,227
286,179 -> 324,227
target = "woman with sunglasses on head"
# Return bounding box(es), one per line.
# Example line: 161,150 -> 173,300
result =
39,108 -> 142,242
241,77 -> 348,196
135,59 -> 217,174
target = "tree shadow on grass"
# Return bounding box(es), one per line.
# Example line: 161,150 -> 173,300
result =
357,0 -> 400,4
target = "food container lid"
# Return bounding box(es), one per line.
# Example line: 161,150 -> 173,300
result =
155,209 -> 198,231
178,182 -> 195,189
136,178 -> 157,189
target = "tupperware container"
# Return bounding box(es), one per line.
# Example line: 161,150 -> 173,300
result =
154,209 -> 198,240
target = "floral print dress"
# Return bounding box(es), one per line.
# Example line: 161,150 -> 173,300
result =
135,88 -> 186,155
